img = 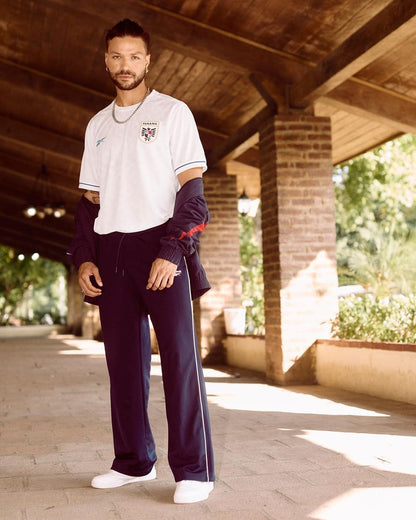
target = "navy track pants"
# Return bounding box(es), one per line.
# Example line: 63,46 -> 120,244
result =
96,224 -> 214,483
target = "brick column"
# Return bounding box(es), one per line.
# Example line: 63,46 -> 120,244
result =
66,264 -> 102,339
66,264 -> 83,336
81,302 -> 102,340
197,168 -> 242,363
259,114 -> 338,384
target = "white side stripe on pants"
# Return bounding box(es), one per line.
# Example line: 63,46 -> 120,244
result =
184,258 -> 210,482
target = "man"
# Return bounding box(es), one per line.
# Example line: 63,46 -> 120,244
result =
68,19 -> 214,504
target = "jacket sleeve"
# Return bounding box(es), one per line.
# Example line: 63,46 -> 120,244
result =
66,196 -> 99,269
157,177 -> 209,265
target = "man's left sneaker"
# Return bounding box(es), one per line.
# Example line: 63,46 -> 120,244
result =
173,480 -> 214,504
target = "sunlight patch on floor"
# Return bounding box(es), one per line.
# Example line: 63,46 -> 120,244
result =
149,355 -> 234,379
206,381 -> 389,416
310,487 -> 416,520
299,429 -> 416,475
58,337 -> 105,357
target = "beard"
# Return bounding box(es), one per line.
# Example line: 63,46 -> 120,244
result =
108,69 -> 146,91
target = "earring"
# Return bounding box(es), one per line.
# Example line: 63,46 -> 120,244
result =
105,66 -> 109,72
145,66 -> 149,74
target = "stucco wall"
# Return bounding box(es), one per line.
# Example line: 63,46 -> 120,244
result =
224,335 -> 266,373
316,339 -> 416,405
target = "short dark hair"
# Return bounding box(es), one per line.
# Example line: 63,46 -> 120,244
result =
105,19 -> 150,52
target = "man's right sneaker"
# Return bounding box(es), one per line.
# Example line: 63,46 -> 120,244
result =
91,465 -> 156,489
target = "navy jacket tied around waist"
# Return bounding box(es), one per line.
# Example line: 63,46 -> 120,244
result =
67,177 -> 211,304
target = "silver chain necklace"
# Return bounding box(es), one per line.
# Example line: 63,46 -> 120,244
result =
111,88 -> 150,124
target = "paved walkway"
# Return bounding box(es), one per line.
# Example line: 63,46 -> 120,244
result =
1,334 -> 416,520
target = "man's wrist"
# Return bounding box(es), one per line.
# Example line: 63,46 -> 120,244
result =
157,245 -> 183,266
74,249 -> 95,270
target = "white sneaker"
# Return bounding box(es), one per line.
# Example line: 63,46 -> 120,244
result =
91,465 -> 156,489
174,480 -> 214,504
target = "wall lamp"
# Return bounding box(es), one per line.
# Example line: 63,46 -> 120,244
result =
238,189 -> 260,217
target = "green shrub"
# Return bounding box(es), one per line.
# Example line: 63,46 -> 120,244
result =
332,294 -> 416,343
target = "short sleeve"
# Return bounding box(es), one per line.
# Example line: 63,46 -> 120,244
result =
79,119 -> 100,191
169,102 -> 207,176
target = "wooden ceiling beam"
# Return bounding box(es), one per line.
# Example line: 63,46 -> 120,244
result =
5,1 -> 413,174
209,72 -> 416,168
207,106 -> 273,168
0,217 -> 70,259
0,152 -> 80,198
41,0 -> 309,83
0,59 -> 111,113
291,0 -> 416,106
0,62 -> 244,164
323,79 -> 416,134
0,116 -> 83,163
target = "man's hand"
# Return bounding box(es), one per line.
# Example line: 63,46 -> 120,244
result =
147,258 -> 177,291
84,190 -> 100,204
78,261 -> 103,297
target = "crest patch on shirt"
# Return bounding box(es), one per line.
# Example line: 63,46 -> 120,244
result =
139,121 -> 159,143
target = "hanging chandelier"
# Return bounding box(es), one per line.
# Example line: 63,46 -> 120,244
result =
23,164 -> 66,219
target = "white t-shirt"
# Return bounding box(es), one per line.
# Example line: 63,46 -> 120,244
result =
79,90 -> 207,234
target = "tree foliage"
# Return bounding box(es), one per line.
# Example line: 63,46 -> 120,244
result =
335,134 -> 416,295
239,212 -> 265,334
0,245 -> 65,325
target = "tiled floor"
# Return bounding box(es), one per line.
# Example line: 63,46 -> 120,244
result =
1,334 -> 416,519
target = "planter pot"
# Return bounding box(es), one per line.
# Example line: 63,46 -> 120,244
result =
224,308 -> 246,335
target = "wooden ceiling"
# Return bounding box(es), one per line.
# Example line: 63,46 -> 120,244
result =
1,0 -> 416,263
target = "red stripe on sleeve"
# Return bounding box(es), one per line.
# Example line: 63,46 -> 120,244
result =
170,222 -> 207,241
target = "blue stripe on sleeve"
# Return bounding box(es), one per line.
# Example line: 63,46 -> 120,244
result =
79,182 -> 100,189
174,160 -> 207,173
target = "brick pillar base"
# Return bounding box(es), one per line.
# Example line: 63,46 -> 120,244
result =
198,168 -> 242,364
259,114 -> 338,384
